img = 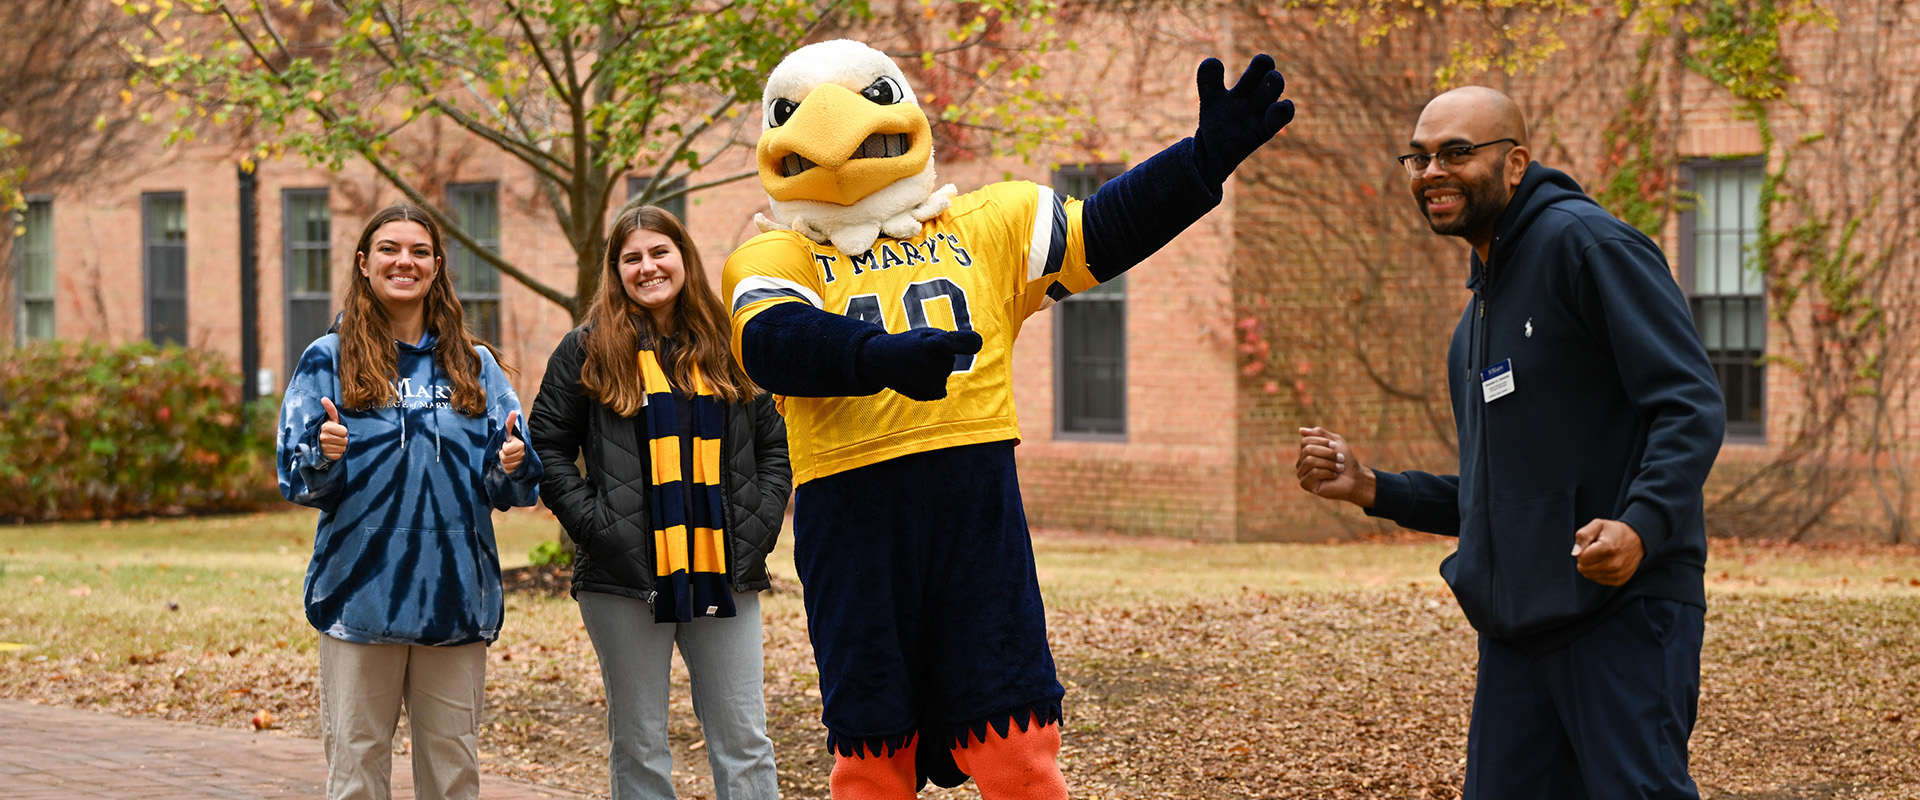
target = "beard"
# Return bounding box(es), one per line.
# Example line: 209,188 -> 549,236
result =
1419,174 -> 1508,239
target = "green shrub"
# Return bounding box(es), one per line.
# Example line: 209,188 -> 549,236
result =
0,341 -> 279,521
528,538 -> 573,568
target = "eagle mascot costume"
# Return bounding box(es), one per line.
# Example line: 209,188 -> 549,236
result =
722,39 -> 1294,799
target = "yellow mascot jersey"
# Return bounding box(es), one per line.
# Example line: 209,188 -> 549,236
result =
724,181 -> 1100,485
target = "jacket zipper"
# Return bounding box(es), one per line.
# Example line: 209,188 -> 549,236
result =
1476,248 -> 1502,636
719,406 -> 735,593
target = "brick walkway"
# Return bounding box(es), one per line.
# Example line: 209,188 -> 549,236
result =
0,700 -> 596,799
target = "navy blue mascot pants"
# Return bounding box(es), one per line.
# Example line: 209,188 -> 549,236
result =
793,440 -> 1064,762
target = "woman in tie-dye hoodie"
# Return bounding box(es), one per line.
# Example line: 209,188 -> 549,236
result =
276,202 -> 542,800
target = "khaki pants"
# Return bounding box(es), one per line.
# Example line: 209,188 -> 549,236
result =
318,635 -> 487,800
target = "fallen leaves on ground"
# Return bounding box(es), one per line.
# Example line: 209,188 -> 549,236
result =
3,587 -> 1917,798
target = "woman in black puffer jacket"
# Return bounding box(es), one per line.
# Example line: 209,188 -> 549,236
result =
529,205 -> 790,800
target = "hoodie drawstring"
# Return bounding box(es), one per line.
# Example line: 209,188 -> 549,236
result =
431,352 -> 442,463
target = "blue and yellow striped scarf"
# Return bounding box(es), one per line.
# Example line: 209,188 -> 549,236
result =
640,347 -> 733,622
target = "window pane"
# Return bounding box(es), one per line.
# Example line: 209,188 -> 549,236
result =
628,175 -> 688,222
1053,163 -> 1127,435
1716,233 -> 1742,296
1062,299 -> 1124,432
162,247 -> 188,294
25,300 -> 54,340
1739,231 -> 1763,295
1695,298 -> 1723,350
24,202 -> 48,246
453,259 -> 497,294
1739,166 -> 1762,233
1077,273 -> 1125,299
446,184 -> 501,300
1692,232 -> 1715,294
300,195 -> 330,242
452,185 -> 498,240
156,197 -> 185,240
1713,171 -> 1737,230
152,299 -> 187,345
22,252 -> 51,294
462,299 -> 500,343
288,298 -> 333,351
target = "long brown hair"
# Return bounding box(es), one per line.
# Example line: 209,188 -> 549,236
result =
579,205 -> 759,414
338,203 -> 495,417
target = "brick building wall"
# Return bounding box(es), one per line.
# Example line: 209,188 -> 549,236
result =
10,1 -> 1919,540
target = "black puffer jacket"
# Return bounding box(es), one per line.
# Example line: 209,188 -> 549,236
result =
529,326 -> 791,600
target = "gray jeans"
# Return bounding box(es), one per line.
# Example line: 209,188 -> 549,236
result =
577,590 -> 779,800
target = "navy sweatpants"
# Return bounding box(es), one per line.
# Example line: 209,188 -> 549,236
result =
793,440 -> 1064,758
1465,597 -> 1705,800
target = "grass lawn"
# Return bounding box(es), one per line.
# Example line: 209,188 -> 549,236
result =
3,509 -> 1919,799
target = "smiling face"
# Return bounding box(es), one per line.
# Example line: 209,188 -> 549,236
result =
356,220 -> 439,313
618,227 -> 686,326
1407,90 -> 1529,247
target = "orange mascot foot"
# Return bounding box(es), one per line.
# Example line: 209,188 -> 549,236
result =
949,714 -> 1067,800
830,736 -> 918,800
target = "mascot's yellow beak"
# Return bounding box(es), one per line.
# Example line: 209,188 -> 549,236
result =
757,82 -> 933,207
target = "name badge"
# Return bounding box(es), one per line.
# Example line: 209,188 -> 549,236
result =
1481,359 -> 1516,402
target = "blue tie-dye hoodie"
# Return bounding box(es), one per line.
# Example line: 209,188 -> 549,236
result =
277,331 -> 542,646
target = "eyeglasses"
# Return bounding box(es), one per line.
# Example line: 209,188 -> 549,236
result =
1397,138 -> 1518,176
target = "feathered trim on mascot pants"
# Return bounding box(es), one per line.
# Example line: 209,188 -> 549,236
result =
795,441 -> 1067,795
830,715 -> 1067,800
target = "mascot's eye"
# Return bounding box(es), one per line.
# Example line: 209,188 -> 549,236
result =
860,76 -> 904,105
768,98 -> 798,127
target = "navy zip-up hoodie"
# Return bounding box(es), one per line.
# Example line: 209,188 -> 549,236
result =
277,331 -> 542,646
1368,163 -> 1725,654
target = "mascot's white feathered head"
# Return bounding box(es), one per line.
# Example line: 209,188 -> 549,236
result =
754,39 -> 957,254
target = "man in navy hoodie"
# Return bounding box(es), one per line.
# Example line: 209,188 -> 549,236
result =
1295,87 -> 1725,799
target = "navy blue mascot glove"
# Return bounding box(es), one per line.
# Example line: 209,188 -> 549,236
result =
1191,54 -> 1294,186
859,328 -> 983,401
1079,54 -> 1293,281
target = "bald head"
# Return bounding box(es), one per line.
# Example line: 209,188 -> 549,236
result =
1405,87 -> 1532,256
1415,86 -> 1529,149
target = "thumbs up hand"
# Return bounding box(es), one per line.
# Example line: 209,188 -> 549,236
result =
499,410 -> 525,474
318,397 -> 349,461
